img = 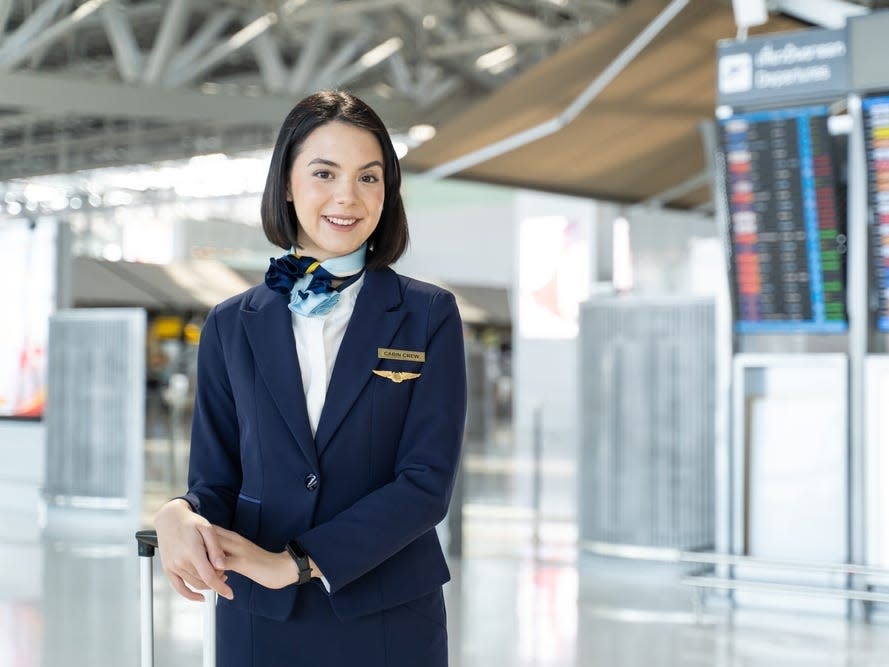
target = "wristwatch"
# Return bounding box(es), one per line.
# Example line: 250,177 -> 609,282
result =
285,540 -> 313,585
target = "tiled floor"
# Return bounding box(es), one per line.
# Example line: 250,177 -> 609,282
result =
3,430 -> 889,666
4,525 -> 889,667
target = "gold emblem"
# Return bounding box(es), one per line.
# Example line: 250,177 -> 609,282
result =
372,370 -> 422,383
377,348 -> 426,362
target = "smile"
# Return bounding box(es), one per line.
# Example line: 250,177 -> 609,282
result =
323,215 -> 359,227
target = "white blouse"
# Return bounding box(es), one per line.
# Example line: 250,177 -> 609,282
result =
291,273 -> 365,436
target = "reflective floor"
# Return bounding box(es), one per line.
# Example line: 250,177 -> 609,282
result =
3,429 -> 889,666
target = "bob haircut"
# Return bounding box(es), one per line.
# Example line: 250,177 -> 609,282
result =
261,90 -> 409,270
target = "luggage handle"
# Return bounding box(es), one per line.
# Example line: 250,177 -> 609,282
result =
136,530 -> 158,667
135,529 -> 216,667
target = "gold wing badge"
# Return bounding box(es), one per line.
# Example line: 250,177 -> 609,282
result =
372,370 -> 422,383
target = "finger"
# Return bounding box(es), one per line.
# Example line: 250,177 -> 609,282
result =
191,524 -> 234,599
199,524 -> 228,571
182,572 -> 209,591
189,549 -> 234,600
181,564 -> 227,586
179,564 -> 216,590
196,562 -> 233,600
172,562 -> 206,588
168,572 -> 205,602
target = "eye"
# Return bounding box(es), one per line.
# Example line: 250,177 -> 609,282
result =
313,170 -> 333,179
360,173 -> 380,183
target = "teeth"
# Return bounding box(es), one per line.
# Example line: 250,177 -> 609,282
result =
325,216 -> 357,226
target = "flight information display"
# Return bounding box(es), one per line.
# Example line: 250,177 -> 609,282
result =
864,96 -> 889,332
720,105 -> 847,333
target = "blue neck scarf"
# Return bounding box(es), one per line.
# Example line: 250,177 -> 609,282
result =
265,243 -> 366,317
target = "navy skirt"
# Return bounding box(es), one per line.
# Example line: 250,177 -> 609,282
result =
216,584 -> 448,667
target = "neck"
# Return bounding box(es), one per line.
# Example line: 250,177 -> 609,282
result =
295,243 -> 367,277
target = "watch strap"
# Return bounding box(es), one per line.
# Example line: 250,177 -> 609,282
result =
285,540 -> 312,585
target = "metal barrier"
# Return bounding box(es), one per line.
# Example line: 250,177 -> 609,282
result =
579,298 -> 716,552
45,309 -> 146,536
582,541 -> 889,618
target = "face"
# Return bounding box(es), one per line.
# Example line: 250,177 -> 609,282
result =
287,121 -> 385,262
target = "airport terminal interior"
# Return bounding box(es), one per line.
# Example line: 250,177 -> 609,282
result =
4,0 -> 889,665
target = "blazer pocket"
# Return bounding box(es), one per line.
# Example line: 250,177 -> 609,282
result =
233,493 -> 261,540
399,589 -> 447,631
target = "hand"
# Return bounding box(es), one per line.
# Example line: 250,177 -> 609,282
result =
214,527 -> 300,590
153,499 -> 234,602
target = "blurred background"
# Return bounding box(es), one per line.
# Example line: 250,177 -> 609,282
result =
3,0 -> 889,665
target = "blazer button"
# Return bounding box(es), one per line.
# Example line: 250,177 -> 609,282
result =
305,473 -> 319,491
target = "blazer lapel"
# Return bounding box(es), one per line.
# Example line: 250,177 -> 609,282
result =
241,287 -> 319,469
314,269 -> 406,455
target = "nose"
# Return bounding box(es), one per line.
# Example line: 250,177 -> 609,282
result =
334,178 -> 358,205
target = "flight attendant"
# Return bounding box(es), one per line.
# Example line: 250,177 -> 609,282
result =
153,90 -> 467,666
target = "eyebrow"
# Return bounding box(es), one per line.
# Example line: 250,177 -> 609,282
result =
307,158 -> 383,170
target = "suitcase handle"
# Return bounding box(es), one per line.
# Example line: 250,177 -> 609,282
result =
135,530 -> 157,667
134,528 -> 216,667
136,529 -> 159,557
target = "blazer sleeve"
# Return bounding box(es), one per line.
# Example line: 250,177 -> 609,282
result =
180,305 -> 242,528
296,290 -> 467,594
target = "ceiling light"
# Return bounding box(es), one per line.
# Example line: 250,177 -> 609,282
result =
104,191 -> 133,207
360,37 -> 403,68
375,82 -> 395,99
408,124 -> 436,142
422,14 -> 438,30
827,114 -> 853,136
392,140 -> 409,160
475,44 -> 516,71
188,153 -> 227,167
281,0 -> 307,13
731,0 -> 768,28
102,244 -> 123,262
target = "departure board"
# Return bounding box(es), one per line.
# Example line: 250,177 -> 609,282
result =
864,96 -> 889,332
720,106 -> 847,333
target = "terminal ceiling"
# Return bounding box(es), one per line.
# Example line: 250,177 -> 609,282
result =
404,0 -> 886,209
0,0 -> 628,181
0,0 -> 884,205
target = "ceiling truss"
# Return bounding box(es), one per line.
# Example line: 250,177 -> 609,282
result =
2,0 -> 882,188
0,0 -> 622,181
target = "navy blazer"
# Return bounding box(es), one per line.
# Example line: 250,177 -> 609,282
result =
182,267 -> 467,622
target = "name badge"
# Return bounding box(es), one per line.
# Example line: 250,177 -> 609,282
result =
377,347 -> 425,362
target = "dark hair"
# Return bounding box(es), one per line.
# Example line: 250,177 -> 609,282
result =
261,90 -> 408,270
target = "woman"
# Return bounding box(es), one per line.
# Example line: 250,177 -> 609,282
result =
154,90 -> 466,666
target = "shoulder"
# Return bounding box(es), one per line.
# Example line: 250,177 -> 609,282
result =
363,268 -> 459,330
208,284 -> 274,324
219,284 -> 273,312
383,270 -> 461,333
388,270 -> 456,307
